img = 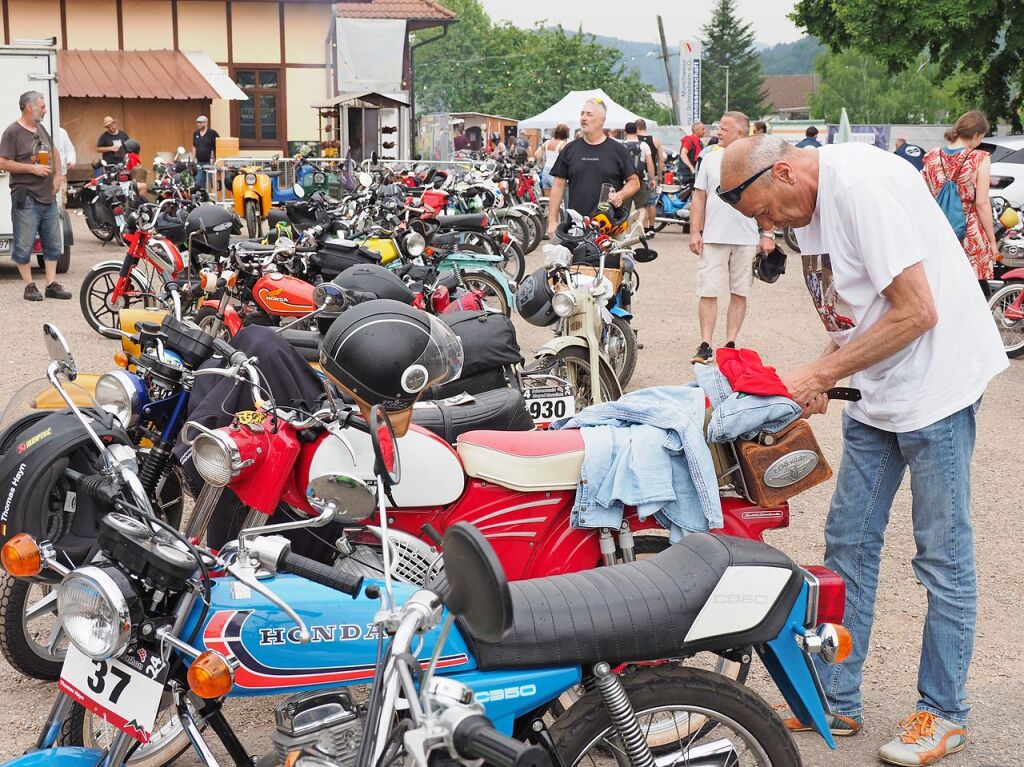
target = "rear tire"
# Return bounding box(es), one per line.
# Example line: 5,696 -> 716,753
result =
499,239 -> 526,284
550,666 -> 801,767
988,281 -> 1024,357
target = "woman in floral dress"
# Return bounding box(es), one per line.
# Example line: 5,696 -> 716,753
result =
921,110 -> 1001,295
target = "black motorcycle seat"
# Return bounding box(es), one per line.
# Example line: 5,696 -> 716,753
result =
411,388 -> 533,444
467,533 -> 803,669
267,210 -> 289,227
435,213 -> 488,230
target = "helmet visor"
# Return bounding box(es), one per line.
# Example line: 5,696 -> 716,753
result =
400,314 -> 463,395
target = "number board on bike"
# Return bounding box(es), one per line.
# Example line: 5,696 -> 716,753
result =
58,642 -> 169,744
523,385 -> 575,427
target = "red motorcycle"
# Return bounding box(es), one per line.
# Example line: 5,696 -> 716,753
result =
79,199 -> 187,333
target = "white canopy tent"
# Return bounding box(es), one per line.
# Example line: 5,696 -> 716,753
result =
518,89 -> 657,131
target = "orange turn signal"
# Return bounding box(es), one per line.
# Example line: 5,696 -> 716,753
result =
114,351 -> 130,369
187,650 -> 234,698
1,534 -> 42,578
818,623 -> 853,664
284,751 -> 301,767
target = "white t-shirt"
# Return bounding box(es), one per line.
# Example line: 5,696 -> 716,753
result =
695,149 -> 759,245
795,144 -> 1007,432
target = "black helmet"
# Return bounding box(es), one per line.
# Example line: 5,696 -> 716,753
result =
753,247 -> 787,284
334,264 -> 415,304
515,266 -> 557,327
123,139 -> 141,154
185,203 -> 237,255
320,299 -> 463,436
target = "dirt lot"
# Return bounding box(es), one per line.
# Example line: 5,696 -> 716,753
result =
0,215 -> 1020,766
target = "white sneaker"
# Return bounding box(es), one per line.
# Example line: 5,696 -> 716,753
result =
878,712 -> 967,766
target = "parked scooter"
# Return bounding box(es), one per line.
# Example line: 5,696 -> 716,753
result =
230,160 -> 303,238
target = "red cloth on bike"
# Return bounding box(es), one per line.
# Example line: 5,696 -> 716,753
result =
715,347 -> 791,398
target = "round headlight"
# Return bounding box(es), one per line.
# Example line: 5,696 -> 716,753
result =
244,173 -> 257,185
552,289 -> 577,317
191,431 -> 241,487
404,231 -> 426,257
58,566 -> 139,660
313,171 -> 326,185
95,371 -> 145,427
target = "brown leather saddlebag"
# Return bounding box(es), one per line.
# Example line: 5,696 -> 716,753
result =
734,419 -> 832,507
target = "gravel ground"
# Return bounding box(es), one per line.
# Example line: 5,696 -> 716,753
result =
0,215 -> 1020,766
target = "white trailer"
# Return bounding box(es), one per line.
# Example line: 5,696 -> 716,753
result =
0,39 -> 72,272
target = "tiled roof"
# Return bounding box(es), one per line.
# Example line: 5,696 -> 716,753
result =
58,50 -> 219,100
335,0 -> 456,21
763,74 -> 819,110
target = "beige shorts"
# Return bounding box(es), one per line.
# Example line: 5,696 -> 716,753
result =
696,242 -> 756,297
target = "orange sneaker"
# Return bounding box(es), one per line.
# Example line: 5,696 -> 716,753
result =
878,712 -> 967,766
773,704 -> 862,736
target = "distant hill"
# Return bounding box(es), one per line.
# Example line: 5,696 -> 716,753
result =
570,33 -> 823,90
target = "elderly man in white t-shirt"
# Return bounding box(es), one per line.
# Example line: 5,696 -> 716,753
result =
719,135 -> 1007,766
688,111 -> 775,364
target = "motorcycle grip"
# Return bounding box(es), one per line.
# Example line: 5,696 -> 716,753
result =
278,548 -> 364,598
211,338 -> 247,366
452,716 -> 551,767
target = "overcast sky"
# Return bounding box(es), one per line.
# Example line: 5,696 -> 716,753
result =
477,0 -> 805,47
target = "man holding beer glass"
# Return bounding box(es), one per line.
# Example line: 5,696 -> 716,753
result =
0,91 -> 70,301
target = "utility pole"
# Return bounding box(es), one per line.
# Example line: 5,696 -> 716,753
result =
656,16 -> 681,125
724,66 -> 730,112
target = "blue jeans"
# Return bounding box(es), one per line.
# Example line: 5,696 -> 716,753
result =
11,195 -> 61,265
814,402 -> 980,726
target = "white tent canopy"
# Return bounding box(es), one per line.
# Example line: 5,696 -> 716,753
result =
518,89 -> 657,131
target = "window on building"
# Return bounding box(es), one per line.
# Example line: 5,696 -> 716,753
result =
234,68 -> 282,146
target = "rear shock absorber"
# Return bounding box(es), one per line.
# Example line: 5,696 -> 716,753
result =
598,528 -> 617,567
592,663 -> 655,767
618,521 -> 636,563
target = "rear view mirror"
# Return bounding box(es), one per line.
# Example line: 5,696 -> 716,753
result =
358,172 -> 373,189
293,183 -> 305,198
308,473 -> 375,522
312,283 -> 346,314
443,523 -> 513,642
43,324 -> 76,379
632,247 -> 658,263
176,146 -> 186,155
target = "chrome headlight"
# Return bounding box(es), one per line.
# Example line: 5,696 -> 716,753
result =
404,231 -> 426,257
244,173 -> 257,185
190,430 -> 242,487
95,371 -> 146,428
551,288 -> 577,317
58,566 -> 139,660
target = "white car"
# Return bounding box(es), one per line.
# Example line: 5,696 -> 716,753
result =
981,135 -> 1024,207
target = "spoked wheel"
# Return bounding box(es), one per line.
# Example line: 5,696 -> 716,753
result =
79,264 -> 163,333
988,281 -> 1024,357
0,575 -> 68,680
61,694 -> 197,767
462,272 -> 510,316
193,305 -> 234,341
551,666 -> 800,767
499,240 -> 526,284
782,227 -> 800,253
551,347 -> 620,410
602,317 -> 638,387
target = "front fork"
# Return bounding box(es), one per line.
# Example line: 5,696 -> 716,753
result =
33,693 -> 135,764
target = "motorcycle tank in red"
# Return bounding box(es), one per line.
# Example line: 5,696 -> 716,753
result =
252,272 -> 316,317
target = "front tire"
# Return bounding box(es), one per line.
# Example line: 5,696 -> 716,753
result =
550,666 -> 801,767
60,697 -> 194,767
549,346 -> 620,410
0,575 -> 66,680
244,199 -> 261,239
79,263 -> 159,334
602,316 -> 638,387
462,272 -> 511,316
989,281 -> 1024,357
499,239 -> 526,284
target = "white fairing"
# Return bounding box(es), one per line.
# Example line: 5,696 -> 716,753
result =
683,566 -> 792,643
309,425 -> 465,507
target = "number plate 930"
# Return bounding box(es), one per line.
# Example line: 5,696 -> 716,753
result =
58,644 -> 168,743
523,387 -> 575,426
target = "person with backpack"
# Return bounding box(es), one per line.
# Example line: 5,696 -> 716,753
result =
623,122 -> 655,225
921,111 -> 1001,296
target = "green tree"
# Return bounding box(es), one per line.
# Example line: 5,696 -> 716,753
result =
701,0 -> 767,119
792,0 -> 1024,131
760,36 -> 824,75
809,49 -> 960,124
412,0 -> 665,123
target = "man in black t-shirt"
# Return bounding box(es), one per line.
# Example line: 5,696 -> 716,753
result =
547,98 -> 639,238
192,115 -> 220,189
96,115 -> 130,169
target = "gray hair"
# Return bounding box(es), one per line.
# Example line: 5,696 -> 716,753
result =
19,90 -> 43,112
724,135 -> 796,185
583,98 -> 607,117
721,111 -> 750,134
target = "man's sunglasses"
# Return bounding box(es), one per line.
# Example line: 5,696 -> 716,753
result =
716,164 -> 773,205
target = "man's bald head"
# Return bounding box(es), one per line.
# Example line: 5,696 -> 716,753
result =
719,135 -> 819,230
721,135 -> 796,191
